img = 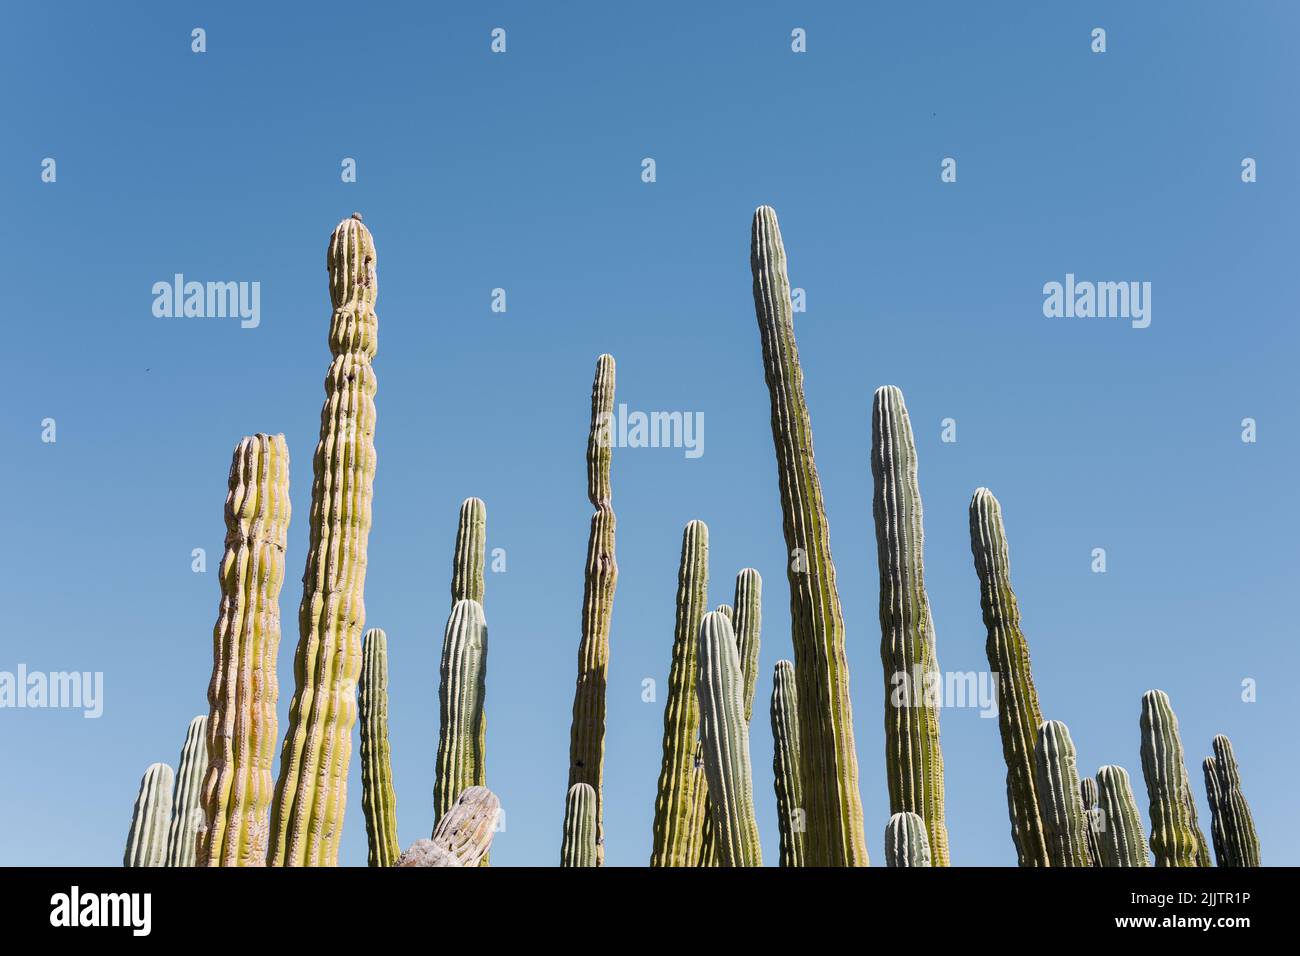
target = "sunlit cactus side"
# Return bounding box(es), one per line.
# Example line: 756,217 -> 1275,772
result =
1033,720 -> 1091,867
697,611 -> 762,867
750,205 -> 868,867
968,487 -> 1048,867
560,783 -> 598,867
359,628 -> 399,867
397,786 -> 499,867
1080,777 -> 1104,868
568,354 -> 618,866
1140,690 -> 1210,867
884,812 -> 932,867
270,213 -> 379,867
434,600 -> 489,829
650,520 -> 709,867
199,433 -> 291,868
873,385 -> 947,865
165,716 -> 209,867
125,763 -> 175,867
1096,765 -> 1150,867
1203,735 -> 1261,867
771,660 -> 806,867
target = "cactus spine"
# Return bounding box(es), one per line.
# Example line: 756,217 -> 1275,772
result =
434,600 -> 489,828
269,213 -> 378,867
1203,735 -> 1261,866
165,715 -> 209,867
696,611 -> 762,866
1079,777 -> 1104,868
1140,690 -> 1210,867
568,355 -> 618,866
397,787 -> 500,867
200,433 -> 291,867
968,488 -> 1048,867
1033,720 -> 1091,867
1095,765 -> 1150,866
561,783 -> 598,867
750,205 -> 868,867
359,628 -> 399,867
884,812 -> 933,867
125,763 -> 174,867
872,385 -> 947,865
650,519 -> 709,866
770,660 -> 806,866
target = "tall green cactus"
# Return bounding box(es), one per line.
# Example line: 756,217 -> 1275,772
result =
1203,735 -> 1261,867
750,205 -> 868,867
1140,690 -> 1210,867
872,385 -> 948,865
1033,720 -> 1090,867
125,763 -> 174,867
1095,765 -> 1150,867
650,519 -> 709,866
1079,777 -> 1104,868
968,487 -> 1048,867
696,611 -> 761,867
884,812 -> 932,867
568,354 -> 618,866
398,786 -> 500,867
560,783 -> 598,867
165,715 -> 209,867
359,628 -> 399,867
434,600 -> 489,828
270,213 -> 379,867
770,660 -> 806,867
200,433 -> 291,867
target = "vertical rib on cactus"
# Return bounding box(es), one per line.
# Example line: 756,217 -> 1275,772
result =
884,812 -> 932,867
359,628 -> 399,867
771,660 -> 806,866
1096,765 -> 1150,866
397,786 -> 499,867
750,205 -> 867,867
561,783 -> 598,867
165,716 -> 209,866
1034,720 -> 1090,867
1140,690 -> 1210,867
568,354 -> 617,866
126,763 -> 174,867
434,600 -> 489,828
269,213 -> 378,867
873,385 -> 947,865
1203,735 -> 1261,866
697,611 -> 762,866
199,433 -> 291,867
650,519 -> 709,866
1079,777 -> 1104,868
968,488 -> 1048,867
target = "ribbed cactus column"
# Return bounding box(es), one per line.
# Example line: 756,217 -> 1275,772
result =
165,716 -> 209,867
1096,765 -> 1150,867
873,385 -> 947,865
968,488 -> 1048,867
270,213 -> 379,867
884,812 -> 932,867
771,660 -> 806,866
1203,735 -> 1261,866
1033,720 -> 1090,867
568,355 -> 618,866
397,787 -> 500,867
200,433 -> 291,867
697,611 -> 762,867
451,497 -> 487,605
650,520 -> 709,866
1079,777 -> 1104,868
1140,690 -> 1210,867
434,600 -> 489,828
750,205 -> 867,867
560,783 -> 598,867
125,763 -> 175,867
359,628 -> 399,867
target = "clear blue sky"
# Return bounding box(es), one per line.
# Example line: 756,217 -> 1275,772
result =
3,1 -> 1296,866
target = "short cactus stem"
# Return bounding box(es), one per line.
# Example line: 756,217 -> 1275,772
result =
1033,720 -> 1091,867
770,660 -> 806,866
1095,765 -> 1150,867
1203,735 -> 1261,866
397,787 -> 500,867
1080,777 -> 1104,867
359,628 -> 400,867
451,497 -> 487,606
434,600 -> 489,829
1140,690 -> 1210,867
560,783 -> 598,867
165,716 -> 209,867
125,763 -> 174,867
731,569 -> 762,725
884,812 -> 932,867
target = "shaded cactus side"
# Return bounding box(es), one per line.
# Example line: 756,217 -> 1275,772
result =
1140,690 -> 1210,867
165,715 -> 209,867
560,783 -> 598,867
1096,765 -> 1150,867
770,660 -> 806,867
359,628 -> 399,867
1203,735 -> 1261,867
884,811 -> 932,867
125,763 -> 174,868
1079,777 -> 1104,868
1034,720 -> 1091,867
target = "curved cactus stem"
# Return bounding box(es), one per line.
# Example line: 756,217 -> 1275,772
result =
1079,776 -> 1104,867
165,715 -> 209,867
1203,735 -> 1261,866
1140,690 -> 1210,867
560,783 -> 598,867
750,205 -> 868,867
1034,720 -> 1091,867
770,660 -> 806,866
397,786 -> 500,867
434,600 -> 489,829
125,763 -> 174,867
200,433 -> 291,867
1096,765 -> 1150,867
359,628 -> 400,867
884,812 -> 932,867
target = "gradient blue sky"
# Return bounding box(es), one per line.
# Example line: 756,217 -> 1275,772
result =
3,1 -> 1296,866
